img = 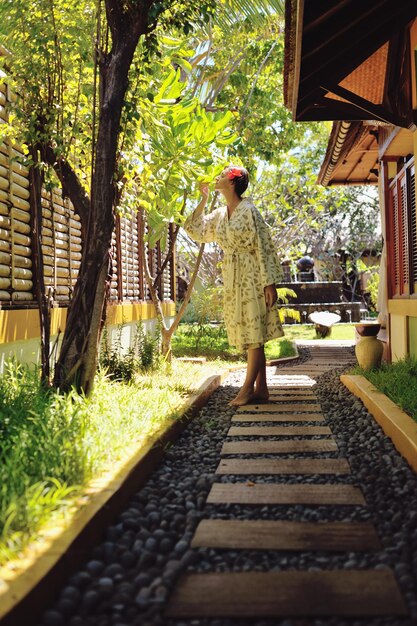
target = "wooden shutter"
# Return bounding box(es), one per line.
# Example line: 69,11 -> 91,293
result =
388,158 -> 415,297
399,174 -> 409,295
410,163 -> 417,290
391,179 -> 400,295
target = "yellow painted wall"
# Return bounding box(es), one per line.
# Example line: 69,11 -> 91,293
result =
0,301 -> 175,346
409,317 -> 417,358
0,301 -> 176,368
390,314 -> 408,361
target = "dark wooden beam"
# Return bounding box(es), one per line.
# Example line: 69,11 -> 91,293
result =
318,84 -> 403,126
296,94 -> 394,124
298,1 -> 417,107
383,29 -> 414,129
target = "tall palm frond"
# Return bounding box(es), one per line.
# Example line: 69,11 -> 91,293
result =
213,0 -> 284,30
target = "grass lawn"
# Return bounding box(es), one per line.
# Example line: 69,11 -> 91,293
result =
172,323 -> 356,363
172,324 -> 297,361
282,323 -> 356,342
353,358 -> 417,423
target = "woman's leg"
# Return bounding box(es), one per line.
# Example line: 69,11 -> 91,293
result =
229,345 -> 268,406
254,350 -> 269,401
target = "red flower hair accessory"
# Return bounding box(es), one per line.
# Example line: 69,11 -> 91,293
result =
227,167 -> 243,180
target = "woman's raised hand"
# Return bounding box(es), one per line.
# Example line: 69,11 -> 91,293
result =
199,182 -> 210,199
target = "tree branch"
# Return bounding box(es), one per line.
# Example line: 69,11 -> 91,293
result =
152,190 -> 188,288
153,224 -> 180,289
105,0 -> 123,40
42,143 -> 90,234
168,243 -> 205,337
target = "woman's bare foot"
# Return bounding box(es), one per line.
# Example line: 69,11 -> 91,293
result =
228,387 -> 255,406
252,387 -> 269,403
252,393 -> 269,403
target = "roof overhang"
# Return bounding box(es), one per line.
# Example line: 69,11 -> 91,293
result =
317,121 -> 379,187
284,0 -> 417,129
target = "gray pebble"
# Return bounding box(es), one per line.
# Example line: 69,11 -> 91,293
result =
174,540 -> 188,555
97,576 -> 114,592
81,589 -> 99,611
135,586 -> 151,608
42,610 -> 65,626
85,559 -> 104,575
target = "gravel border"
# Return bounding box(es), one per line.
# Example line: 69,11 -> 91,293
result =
37,351 -> 417,626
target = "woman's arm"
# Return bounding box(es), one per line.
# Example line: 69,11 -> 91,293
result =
184,184 -> 222,244
190,183 -> 209,221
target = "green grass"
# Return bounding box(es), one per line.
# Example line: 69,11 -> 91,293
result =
353,357 -> 417,423
172,324 -> 298,361
172,324 -> 242,361
282,323 -> 356,341
265,338 -> 297,360
0,358 -> 228,564
173,322 -> 356,363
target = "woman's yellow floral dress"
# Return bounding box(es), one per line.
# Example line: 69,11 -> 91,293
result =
185,197 -> 284,351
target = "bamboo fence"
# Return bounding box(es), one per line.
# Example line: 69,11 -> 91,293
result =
0,81 -> 174,308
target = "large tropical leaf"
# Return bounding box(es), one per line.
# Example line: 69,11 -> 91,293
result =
213,0 -> 284,29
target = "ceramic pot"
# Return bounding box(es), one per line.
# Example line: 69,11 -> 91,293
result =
355,322 -> 381,337
355,335 -> 383,370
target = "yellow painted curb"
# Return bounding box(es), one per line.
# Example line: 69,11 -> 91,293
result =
0,368 -> 235,625
341,374 -> 417,473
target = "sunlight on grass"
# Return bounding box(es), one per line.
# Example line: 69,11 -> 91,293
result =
282,323 -> 356,341
353,357 -> 417,423
173,322 -> 355,362
0,359 -> 230,565
264,338 -> 297,360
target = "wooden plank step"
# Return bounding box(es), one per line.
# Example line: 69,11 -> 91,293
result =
308,359 -> 352,363
166,570 -> 406,617
221,439 -> 338,454
231,413 -> 325,422
268,385 -> 316,398
284,365 -> 331,368
237,403 -> 321,413
227,425 -> 332,436
191,519 -> 380,551
207,483 -> 366,505
267,395 -> 318,402
280,367 -> 333,378
216,457 -> 350,475
271,380 -> 317,387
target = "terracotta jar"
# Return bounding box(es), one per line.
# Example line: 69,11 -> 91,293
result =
354,323 -> 383,370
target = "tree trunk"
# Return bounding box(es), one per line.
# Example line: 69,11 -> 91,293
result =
29,147 -> 51,385
54,36 -> 140,392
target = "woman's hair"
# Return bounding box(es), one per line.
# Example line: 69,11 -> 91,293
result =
229,165 -> 249,197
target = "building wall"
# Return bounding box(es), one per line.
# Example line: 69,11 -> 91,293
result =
0,301 -> 175,372
388,300 -> 417,362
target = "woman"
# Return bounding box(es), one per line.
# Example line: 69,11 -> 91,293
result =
184,165 -> 283,406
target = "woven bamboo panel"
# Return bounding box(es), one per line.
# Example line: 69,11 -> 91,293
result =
0,79 -> 174,307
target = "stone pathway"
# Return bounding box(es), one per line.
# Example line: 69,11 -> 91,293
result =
35,344 -> 417,626
166,346 -> 407,621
